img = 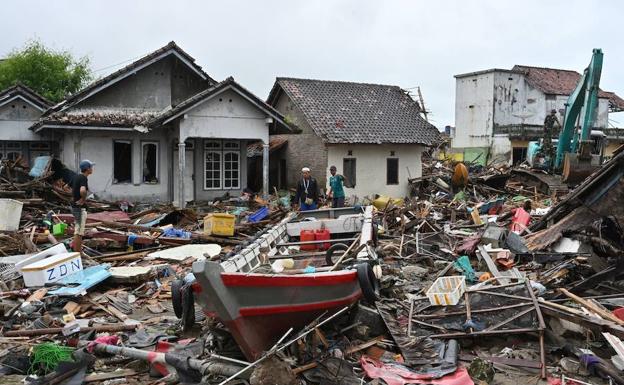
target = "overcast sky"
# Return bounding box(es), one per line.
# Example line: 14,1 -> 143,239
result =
2,0 -> 623,127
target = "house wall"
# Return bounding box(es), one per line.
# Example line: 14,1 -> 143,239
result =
178,88 -> 269,200
0,97 -> 45,141
271,92 -> 328,188
326,144 -> 423,199
454,70 -> 611,162
59,127 -> 174,202
78,56 -> 207,111
453,72 -> 495,149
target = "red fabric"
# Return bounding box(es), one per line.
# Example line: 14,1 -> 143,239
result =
360,356 -> 474,385
510,208 -> 531,233
87,335 -> 120,353
614,308 -> 624,321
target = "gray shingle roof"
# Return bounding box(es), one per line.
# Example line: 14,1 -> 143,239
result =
268,77 -> 440,145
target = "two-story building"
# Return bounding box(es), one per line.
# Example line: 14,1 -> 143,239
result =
453,65 -> 624,165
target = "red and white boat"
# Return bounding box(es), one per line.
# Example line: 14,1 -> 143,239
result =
184,206 -> 378,360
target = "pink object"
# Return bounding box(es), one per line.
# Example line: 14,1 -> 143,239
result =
510,208 -> 531,234
87,335 -> 120,352
314,229 -> 331,250
360,356 -> 474,385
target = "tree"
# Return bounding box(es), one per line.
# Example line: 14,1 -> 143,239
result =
0,40 -> 92,102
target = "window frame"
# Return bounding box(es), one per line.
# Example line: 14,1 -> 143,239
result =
386,157 -> 399,185
141,141 -> 160,184
112,139 -> 133,184
203,139 -> 241,190
343,158 -> 356,188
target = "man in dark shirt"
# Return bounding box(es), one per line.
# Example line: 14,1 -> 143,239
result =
295,167 -> 319,211
72,160 -> 94,254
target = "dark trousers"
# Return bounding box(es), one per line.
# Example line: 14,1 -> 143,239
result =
332,197 -> 345,208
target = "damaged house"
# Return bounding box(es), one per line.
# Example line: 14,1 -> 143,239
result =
265,78 -> 440,198
28,42 -> 292,206
453,65 -> 624,165
0,84 -> 54,163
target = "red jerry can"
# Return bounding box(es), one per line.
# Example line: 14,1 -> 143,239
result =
315,229 -> 331,251
300,230 -> 317,251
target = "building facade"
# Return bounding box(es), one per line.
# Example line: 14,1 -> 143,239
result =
267,78 -> 440,199
453,65 -> 624,165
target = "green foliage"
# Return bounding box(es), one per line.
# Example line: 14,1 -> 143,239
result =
0,40 -> 92,102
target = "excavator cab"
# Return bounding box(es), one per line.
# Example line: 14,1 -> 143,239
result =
562,130 -> 607,183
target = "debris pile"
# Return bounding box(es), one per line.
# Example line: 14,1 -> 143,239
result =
0,148 -> 623,385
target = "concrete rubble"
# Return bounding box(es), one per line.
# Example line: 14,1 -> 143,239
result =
0,146 -> 624,385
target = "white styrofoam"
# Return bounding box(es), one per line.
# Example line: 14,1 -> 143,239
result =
21,252 -> 83,287
145,244 -> 221,262
0,199 -> 23,231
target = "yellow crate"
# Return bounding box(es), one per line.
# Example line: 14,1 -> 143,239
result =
204,213 -> 235,237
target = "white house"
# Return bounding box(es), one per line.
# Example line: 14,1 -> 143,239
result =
453,65 -> 624,165
266,78 -> 440,199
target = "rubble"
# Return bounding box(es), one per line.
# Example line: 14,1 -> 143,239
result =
1,148 -> 624,385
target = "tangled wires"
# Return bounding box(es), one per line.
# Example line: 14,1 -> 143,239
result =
29,343 -> 74,375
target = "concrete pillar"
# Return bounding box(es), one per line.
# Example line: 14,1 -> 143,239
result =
262,143 -> 269,198
178,141 -> 186,208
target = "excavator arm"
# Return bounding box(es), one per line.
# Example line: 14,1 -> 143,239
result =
555,49 -> 603,172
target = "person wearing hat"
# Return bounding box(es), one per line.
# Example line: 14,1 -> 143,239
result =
543,109 -> 560,160
295,167 -> 319,211
72,160 -> 94,255
327,165 -> 346,208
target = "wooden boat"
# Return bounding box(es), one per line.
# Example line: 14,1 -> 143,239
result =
185,206 -> 378,360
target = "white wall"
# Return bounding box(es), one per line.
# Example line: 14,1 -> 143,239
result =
60,128 -> 172,202
326,144 -> 423,199
179,88 -> 269,143
453,73 -> 496,149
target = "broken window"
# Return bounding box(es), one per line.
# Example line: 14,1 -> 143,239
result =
387,158 -> 399,185
343,158 -> 356,188
113,140 -> 132,184
142,142 -> 159,183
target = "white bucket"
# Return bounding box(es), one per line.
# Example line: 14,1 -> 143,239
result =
0,199 -> 23,231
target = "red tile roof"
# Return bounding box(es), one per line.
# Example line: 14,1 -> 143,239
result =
512,65 -> 624,111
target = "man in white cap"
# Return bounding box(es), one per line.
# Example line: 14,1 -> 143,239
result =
72,159 -> 94,255
295,167 -> 319,211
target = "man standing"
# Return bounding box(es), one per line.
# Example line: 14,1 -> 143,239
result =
327,165 -> 346,208
295,167 -> 319,211
72,160 -> 94,255
543,109 -> 561,159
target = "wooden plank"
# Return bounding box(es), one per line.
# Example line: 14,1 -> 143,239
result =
477,245 -> 508,285
558,288 -> 624,326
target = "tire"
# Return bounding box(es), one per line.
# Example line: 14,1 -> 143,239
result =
181,287 -> 195,329
325,243 -> 349,266
171,279 -> 184,318
356,263 -> 379,303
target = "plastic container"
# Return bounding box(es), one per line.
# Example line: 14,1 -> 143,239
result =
426,276 -> 466,306
204,213 -> 235,237
53,222 -> 68,236
21,252 -> 83,287
300,230 -> 317,251
0,199 -> 23,231
248,206 -> 269,223
315,229 -> 331,251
